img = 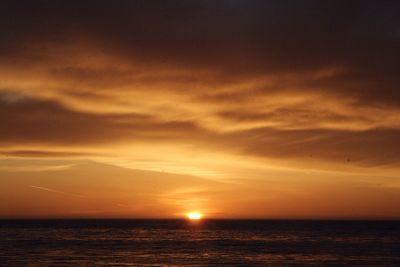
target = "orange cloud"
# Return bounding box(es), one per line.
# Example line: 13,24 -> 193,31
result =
1,0 -> 400,218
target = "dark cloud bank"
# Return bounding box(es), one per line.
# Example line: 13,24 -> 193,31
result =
1,0 -> 400,103
1,92 -> 399,167
1,0 -> 400,169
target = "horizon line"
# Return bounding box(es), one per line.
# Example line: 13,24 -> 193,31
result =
1,217 -> 400,221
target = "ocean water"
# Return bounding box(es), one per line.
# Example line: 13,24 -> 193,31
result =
0,220 -> 399,266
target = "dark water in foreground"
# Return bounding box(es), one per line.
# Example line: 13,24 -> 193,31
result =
0,220 -> 399,266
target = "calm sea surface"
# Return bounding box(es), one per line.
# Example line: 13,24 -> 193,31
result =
0,220 -> 399,266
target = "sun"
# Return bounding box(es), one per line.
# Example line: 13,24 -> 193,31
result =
187,212 -> 202,220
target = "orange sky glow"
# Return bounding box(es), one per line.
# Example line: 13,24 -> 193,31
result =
1,1 -> 400,219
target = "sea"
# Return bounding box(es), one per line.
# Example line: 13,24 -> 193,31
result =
0,220 -> 399,266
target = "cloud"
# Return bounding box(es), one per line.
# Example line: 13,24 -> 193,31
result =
0,0 -> 399,176
0,91 -> 207,145
1,90 -> 399,170
1,1 -> 400,104
225,127 -> 400,167
0,150 -> 90,158
1,0 -> 400,220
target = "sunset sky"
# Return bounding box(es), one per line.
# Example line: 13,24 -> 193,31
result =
1,0 -> 400,219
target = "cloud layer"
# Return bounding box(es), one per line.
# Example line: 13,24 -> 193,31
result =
1,0 -> 399,218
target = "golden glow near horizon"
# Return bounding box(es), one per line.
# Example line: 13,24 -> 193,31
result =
187,212 -> 202,220
1,1 -> 400,220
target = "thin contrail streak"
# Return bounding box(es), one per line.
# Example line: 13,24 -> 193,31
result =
30,185 -> 86,198
29,185 -> 128,208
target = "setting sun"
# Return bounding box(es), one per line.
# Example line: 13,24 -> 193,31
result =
187,212 -> 202,220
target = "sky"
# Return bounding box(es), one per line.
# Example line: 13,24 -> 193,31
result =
1,0 -> 400,219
